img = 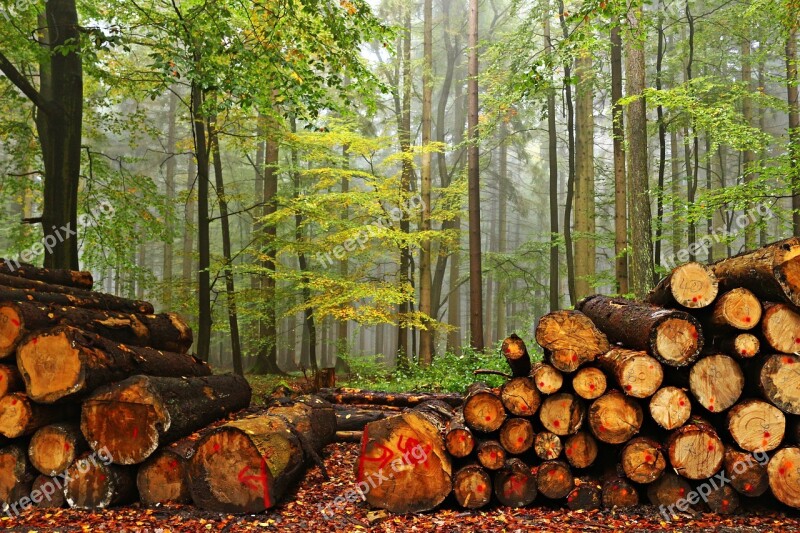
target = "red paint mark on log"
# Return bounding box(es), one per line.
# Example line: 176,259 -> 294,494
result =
476,484 -> 485,493
132,427 -> 138,439
764,431 -> 771,438
625,385 -> 633,391
744,317 -> 751,323
707,442 -> 715,451
213,443 -> 221,453
589,383 -> 595,390
485,415 -> 492,422
744,483 -> 753,492
679,488 -> 685,495
679,400 -> 686,406
237,457 -> 271,508
31,337 -> 37,345
553,420 -> 560,428
539,382 -> 545,387
571,354 -> 578,362
64,442 -> 70,451
520,405 -> 528,411
645,454 -> 653,462
10,319 -> 19,327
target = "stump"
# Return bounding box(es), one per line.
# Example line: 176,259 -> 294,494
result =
576,295 -> 703,367
81,374 -> 251,464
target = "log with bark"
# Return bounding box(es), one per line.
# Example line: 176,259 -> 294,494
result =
0,301 -> 192,358
646,261 -> 719,309
0,393 -> 75,438
500,376 -> 540,416
767,446 -> 800,509
0,364 -> 23,398
494,458 -> 537,507
500,333 -> 532,377
711,237 -> 800,307
476,439 -> 506,470
566,481 -> 601,510
602,476 -> 639,508
0,443 -> 35,508
30,474 -> 66,508
317,387 -> 462,408
706,482 -> 739,514
533,431 -> 562,461
17,326 -> 210,403
535,310 -> 610,372
597,348 -> 663,398
724,447 -> 769,497
29,422 -> 88,476
0,283 -> 152,314
707,288 -> 761,330
0,260 -> 93,290
335,406 -> 394,432
757,353 -> 800,415
646,472 -> 693,509
452,463 -> 491,509
576,295 -> 703,367
761,302 -> 800,354
188,396 -> 336,513
620,437 -> 666,484
462,382 -> 506,433
499,417 -> 534,455
444,409 -> 474,458
711,333 -> 760,359
81,374 -> 251,464
63,452 -> 136,509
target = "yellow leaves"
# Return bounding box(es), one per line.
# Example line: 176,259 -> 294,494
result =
340,0 -> 358,15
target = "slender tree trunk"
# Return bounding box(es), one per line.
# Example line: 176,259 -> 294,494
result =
494,124 -> 508,342
467,0 -> 484,351
670,131 -> 683,256
209,114 -> 243,376
163,91 -> 178,309
558,1 -> 577,305
191,80 -> 211,361
337,145 -> 349,366
684,6 -> 699,258
182,156 -> 196,286
397,6 -> 413,363
611,24 -> 628,294
624,1 -> 654,297
741,38 -> 756,248
654,11 -> 666,277
546,16 -> 560,309
574,50 -> 595,300
419,0 -> 434,366
786,1 -> 800,234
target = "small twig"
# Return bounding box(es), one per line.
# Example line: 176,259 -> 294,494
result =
473,369 -> 512,379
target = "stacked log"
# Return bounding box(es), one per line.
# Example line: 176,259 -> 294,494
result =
355,239 -> 800,515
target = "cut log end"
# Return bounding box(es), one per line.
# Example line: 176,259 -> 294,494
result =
539,393 -> 584,436
30,475 -> 66,508
536,311 -> 610,372
724,447 -> 769,497
727,399 -> 785,452
137,451 -> 191,504
711,288 -> 761,330
500,377 -> 541,416
588,391 -> 643,444
598,348 -> 663,398
649,387 -> 691,430
564,432 -> 598,469
621,437 -> 666,484
762,302 -> 800,354
667,421 -> 724,480
0,444 -> 34,506
17,330 -> 83,403
602,477 -> 639,508
654,318 -> 701,366
81,395 -> 164,466
663,262 -> 719,308
476,440 -> 506,470
571,367 -> 607,400
64,454 -> 136,510
499,418 -> 534,455
463,384 -> 506,433
494,458 -> 537,507
501,334 -> 532,377
453,464 -> 491,509
760,354 -> 800,415
0,305 -> 23,358
0,365 -> 23,398
531,364 -> 563,395
534,431 -> 562,461
536,460 -> 574,499
29,423 -> 85,476
566,483 -> 601,510
767,446 -> 800,509
689,354 -> 744,413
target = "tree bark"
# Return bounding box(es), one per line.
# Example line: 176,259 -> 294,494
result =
611,24 -> 628,294
574,50 -> 595,300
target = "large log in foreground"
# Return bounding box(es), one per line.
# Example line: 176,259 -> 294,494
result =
0,260 -> 93,290
81,374 -> 251,464
351,401 -> 454,514
711,237 -> 800,307
0,301 -> 192,357
17,326 -> 210,403
576,295 -> 703,367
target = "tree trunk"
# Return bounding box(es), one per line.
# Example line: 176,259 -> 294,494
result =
81,374 -> 251,465
162,91 -> 178,309
653,8 -> 667,274
611,24 -> 628,294
397,5 -> 413,363
624,1 -> 654,297
192,80 -> 211,362
209,114 -> 243,376
558,1 -> 577,305
786,1 -> 800,234
419,0 -> 433,366
574,50 -> 595,300
17,325 -> 210,403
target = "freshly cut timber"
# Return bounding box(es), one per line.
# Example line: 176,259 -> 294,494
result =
708,288 -> 761,330
536,460 -> 574,499
688,354 -> 744,412
500,377 -> 540,416
0,284 -> 152,314
462,382 -> 506,433
588,390 -> 643,444
498,418 -> 534,455
0,260 -> 93,289
0,444 -> 35,507
493,458 -> 537,507
761,302 -> 800,353
646,472 -> 693,509
476,440 -> 506,470
706,483 -> 739,514
757,353 -> 800,415
576,295 -> 703,367
566,481 -> 601,510
0,364 -> 22,398
452,463 -> 491,509
726,399 -> 785,452
30,475 -> 66,508
500,334 -> 532,377
712,333 -> 760,358
724,447 -> 769,497
63,453 -> 136,509
539,393 -> 584,436
444,409 -> 474,458
189,398 -> 335,513
531,363 -> 563,394
334,406 -> 394,432
649,386 -> 691,430
0,393 -> 74,438
535,310 -> 610,372
346,401 -> 452,514
18,326 -> 211,403
29,422 -> 87,476
81,374 -> 251,464
137,425 -> 208,505
0,301 -> 192,357
534,431 -> 562,460
711,237 -> 800,307
318,387 -> 462,408
767,446 -> 800,508
597,348 -> 663,398
602,476 -> 639,508
571,366 -> 606,400
620,437 -> 666,484
647,262 -> 719,309
666,418 -> 724,480
564,431 -> 598,469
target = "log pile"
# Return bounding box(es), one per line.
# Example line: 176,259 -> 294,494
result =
356,243 -> 800,515
0,261 -> 266,513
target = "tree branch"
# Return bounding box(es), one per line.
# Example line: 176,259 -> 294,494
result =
0,50 -> 49,113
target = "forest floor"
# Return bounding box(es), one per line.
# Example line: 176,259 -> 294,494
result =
2,441 -> 800,532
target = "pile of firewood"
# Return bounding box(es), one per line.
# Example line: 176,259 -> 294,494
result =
0,260 -> 337,513
354,238 -> 800,515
